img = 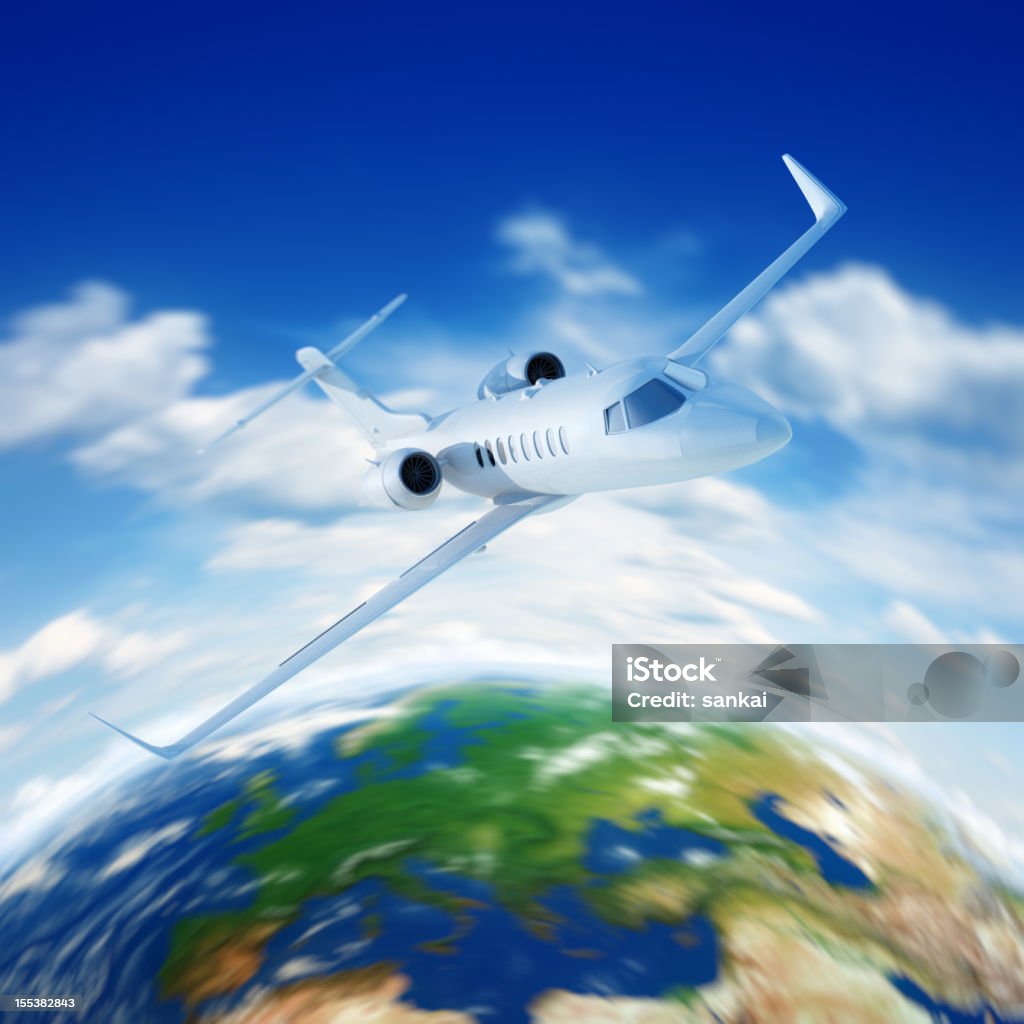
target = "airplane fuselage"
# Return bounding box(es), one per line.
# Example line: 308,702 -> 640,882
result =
385,356 -> 792,502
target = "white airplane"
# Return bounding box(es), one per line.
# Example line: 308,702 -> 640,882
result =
91,154 -> 845,759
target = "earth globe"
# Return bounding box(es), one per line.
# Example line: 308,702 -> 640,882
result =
1,681 -> 1022,1022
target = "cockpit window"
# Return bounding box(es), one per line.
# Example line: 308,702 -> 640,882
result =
604,401 -> 626,434
625,379 -> 686,427
604,378 -> 685,434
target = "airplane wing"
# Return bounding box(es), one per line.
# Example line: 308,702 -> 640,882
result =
667,154 -> 846,365
90,495 -> 558,760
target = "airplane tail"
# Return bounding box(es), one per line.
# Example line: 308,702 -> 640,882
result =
204,294 -> 429,451
296,347 -> 429,446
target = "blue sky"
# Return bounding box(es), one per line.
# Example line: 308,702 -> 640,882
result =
1,5 -> 1023,872
2,3 -> 1022,326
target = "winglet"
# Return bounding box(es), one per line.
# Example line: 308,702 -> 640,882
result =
782,153 -> 846,224
89,712 -> 179,760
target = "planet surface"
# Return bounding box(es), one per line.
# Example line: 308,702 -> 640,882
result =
2,682 -> 1023,1022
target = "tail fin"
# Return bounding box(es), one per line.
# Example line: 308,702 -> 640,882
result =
203,294 -> 427,451
295,347 -> 429,446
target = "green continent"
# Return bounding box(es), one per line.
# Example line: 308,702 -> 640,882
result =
161,684 -> 835,998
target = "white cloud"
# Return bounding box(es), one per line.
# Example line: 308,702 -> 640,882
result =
72,384 -> 372,510
204,508 -> 462,575
195,705 -> 393,764
883,600 -> 946,644
0,721 -> 167,868
713,262 -> 1024,460
0,282 -> 209,449
497,210 -> 643,296
701,262 -> 1024,629
12,280 -> 125,338
1,281 -> 405,511
884,600 -> 1008,646
0,722 -> 30,756
96,820 -> 192,880
0,471 -> 817,814
103,625 -> 193,676
0,855 -> 66,900
0,611 -> 106,703
200,480 -> 827,682
0,609 -> 189,705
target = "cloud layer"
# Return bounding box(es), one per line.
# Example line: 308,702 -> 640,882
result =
714,263 -> 1024,494
72,384 -> 370,510
1,213 -> 1022,872
0,283 -> 209,449
497,210 -> 643,296
0,610 -> 188,706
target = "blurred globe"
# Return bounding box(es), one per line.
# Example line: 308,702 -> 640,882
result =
2,682 -> 1023,1023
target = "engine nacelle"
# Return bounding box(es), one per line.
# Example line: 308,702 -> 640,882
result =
361,448 -> 443,510
477,351 -> 566,398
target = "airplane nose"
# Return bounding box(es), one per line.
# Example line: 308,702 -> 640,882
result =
680,388 -> 791,472
755,411 -> 792,451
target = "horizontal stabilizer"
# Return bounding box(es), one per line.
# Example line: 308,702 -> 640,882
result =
201,360 -> 330,451
328,293 -> 407,360
201,294 -> 409,451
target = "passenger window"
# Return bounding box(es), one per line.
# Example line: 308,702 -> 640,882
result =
520,432 -> 531,461
533,431 -> 544,459
508,434 -> 518,463
559,426 -> 570,454
497,437 -> 507,464
604,401 -> 626,434
623,379 -> 685,428
546,428 -> 557,457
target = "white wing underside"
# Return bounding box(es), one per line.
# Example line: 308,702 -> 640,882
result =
91,496 -> 556,759
668,154 -> 846,365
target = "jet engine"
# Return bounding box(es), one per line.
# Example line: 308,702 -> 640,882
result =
477,351 -> 566,398
361,448 -> 442,510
